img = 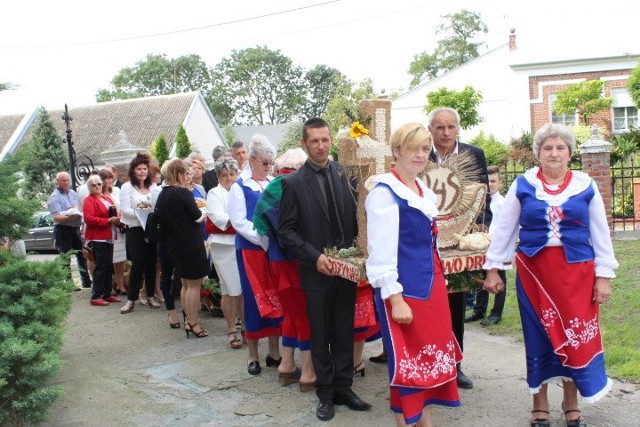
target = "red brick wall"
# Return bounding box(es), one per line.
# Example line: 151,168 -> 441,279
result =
581,151 -> 613,229
529,69 -> 632,137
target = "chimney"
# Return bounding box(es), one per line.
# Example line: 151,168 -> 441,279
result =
509,28 -> 517,51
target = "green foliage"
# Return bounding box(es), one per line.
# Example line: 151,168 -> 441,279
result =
303,65 -> 347,119
209,46 -> 306,125
221,125 -> 236,145
323,78 -> 376,134
277,122 -> 304,157
175,125 -> 191,159
409,9 -> 487,87
151,134 -> 170,167
19,108 -> 69,203
553,80 -> 613,125
0,250 -> 75,425
0,83 -> 15,91
627,60 -> 640,109
506,132 -> 536,168
424,86 -> 483,129
95,53 -> 212,102
0,159 -> 39,241
611,126 -> 640,163
468,131 -> 508,166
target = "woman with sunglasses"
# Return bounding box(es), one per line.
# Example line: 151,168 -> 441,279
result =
83,174 -> 122,307
228,134 -> 282,376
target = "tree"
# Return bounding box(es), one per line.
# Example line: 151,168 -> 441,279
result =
277,121 -> 304,156
628,60 -> 640,108
20,108 -> 69,202
208,46 -> 306,125
303,65 -> 347,119
175,125 -> 191,159
323,78 -> 376,134
96,54 -> 213,102
0,82 -> 15,91
151,134 -> 170,167
424,86 -> 483,129
0,158 -> 39,241
553,80 -> 613,125
409,9 -> 487,87
221,125 -> 236,145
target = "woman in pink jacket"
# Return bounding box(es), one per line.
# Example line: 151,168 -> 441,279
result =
83,174 -> 122,307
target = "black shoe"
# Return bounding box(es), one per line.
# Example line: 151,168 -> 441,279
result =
456,370 -> 474,389
265,355 -> 282,367
369,353 -> 388,364
334,390 -> 372,411
247,361 -> 261,376
316,400 -> 335,421
464,312 -> 485,323
480,314 -> 502,325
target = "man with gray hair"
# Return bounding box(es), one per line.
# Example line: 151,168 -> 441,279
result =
203,145 -> 231,193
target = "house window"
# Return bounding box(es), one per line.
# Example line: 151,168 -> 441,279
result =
612,88 -> 638,132
549,93 -> 576,126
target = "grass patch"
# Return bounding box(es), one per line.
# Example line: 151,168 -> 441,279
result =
477,239 -> 640,382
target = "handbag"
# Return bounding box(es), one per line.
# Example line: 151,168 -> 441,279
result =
82,242 -> 95,262
145,207 -> 166,243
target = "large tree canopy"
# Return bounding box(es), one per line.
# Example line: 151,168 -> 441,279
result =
209,46 -> 306,125
96,54 -> 213,102
408,9 -> 487,88
303,65 -> 347,119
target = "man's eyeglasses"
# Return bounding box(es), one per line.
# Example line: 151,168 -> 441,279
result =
90,183 -> 103,187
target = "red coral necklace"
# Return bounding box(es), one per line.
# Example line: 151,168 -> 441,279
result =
391,167 -> 423,197
537,168 -> 572,195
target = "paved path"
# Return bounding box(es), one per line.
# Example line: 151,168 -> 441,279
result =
37,287 -> 640,427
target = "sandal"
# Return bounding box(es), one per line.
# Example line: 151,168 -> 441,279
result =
240,329 -> 247,344
531,410 -> 551,427
563,402 -> 587,427
184,322 -> 208,338
227,331 -> 243,349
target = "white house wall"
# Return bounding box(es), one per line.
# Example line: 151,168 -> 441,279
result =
182,96 -> 227,162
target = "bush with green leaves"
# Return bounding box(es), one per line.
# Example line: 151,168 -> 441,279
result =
468,131 -> 508,166
0,251 -> 74,426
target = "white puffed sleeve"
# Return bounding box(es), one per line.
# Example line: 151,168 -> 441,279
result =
365,185 -> 403,299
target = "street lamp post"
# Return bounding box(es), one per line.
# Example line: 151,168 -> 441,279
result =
61,103 -> 77,191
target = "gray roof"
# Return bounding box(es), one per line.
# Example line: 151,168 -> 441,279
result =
231,123 -> 298,150
10,91 -> 216,164
0,113 -> 28,157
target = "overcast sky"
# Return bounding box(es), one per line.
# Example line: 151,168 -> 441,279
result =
1,0 -> 638,115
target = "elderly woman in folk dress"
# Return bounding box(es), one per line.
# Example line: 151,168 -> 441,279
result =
228,134 -> 282,376
206,157 -> 245,349
483,123 -> 618,427
366,123 -> 461,427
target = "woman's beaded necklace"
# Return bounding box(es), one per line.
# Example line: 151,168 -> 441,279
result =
536,168 -> 573,195
390,167 -> 423,197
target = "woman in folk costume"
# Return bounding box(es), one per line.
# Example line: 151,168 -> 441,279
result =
483,123 -> 618,427
253,147 -> 317,392
228,134 -> 282,376
366,123 -> 461,427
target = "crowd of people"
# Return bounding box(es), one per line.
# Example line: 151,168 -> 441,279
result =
47,112 -> 617,427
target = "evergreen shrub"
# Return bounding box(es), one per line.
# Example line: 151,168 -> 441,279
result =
0,251 -> 74,426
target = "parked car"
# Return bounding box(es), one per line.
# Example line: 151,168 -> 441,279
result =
22,211 -> 57,253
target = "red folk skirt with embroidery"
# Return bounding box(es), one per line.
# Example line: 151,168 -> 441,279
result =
374,252 -> 461,425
